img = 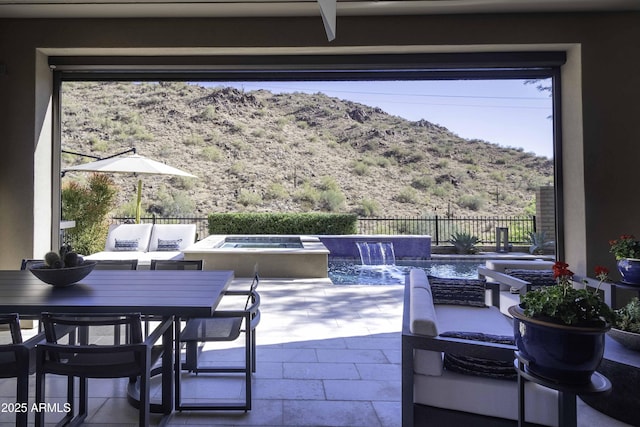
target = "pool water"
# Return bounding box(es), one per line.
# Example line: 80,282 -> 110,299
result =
328,259 -> 485,285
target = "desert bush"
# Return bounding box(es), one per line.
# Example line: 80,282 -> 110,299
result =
62,174 -> 117,255
237,189 -> 263,207
201,146 -> 222,162
411,176 -> 435,190
458,194 -> 485,211
355,198 -> 380,217
395,187 -> 418,204
184,134 -> 205,146
352,161 -> 369,176
450,232 -> 480,254
320,189 -> 345,212
265,183 -> 288,200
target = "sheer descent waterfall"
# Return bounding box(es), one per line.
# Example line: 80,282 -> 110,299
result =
356,241 -> 396,266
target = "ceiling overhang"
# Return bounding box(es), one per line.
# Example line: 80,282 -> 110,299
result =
1,0 -> 639,42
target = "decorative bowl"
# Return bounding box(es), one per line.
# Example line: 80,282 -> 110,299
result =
608,327 -> 640,352
29,261 -> 97,287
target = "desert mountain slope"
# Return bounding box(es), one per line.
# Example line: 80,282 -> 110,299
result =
60,81 -> 553,218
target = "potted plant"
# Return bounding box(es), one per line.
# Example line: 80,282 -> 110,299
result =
609,297 -> 640,351
508,262 -> 614,385
609,234 -> 640,285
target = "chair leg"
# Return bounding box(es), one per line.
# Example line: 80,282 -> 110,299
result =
16,368 -> 29,427
184,341 -> 198,372
78,376 -> 88,423
140,362 -> 150,426
34,372 -> 45,427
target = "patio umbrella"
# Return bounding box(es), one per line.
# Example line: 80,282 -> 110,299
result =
64,154 -> 197,223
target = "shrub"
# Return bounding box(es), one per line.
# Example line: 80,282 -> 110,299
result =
201,146 -> 222,162
458,194 -> 485,211
237,189 -> 263,207
208,213 -> 358,234
352,161 -> 369,176
355,198 -> 380,217
265,183 -> 289,200
184,134 -> 205,146
61,174 -> 117,255
320,189 -> 345,212
411,176 -> 435,190
394,187 -> 418,204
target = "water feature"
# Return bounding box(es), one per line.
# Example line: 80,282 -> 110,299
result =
356,241 -> 396,265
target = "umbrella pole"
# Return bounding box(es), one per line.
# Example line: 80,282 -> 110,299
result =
136,178 -> 142,224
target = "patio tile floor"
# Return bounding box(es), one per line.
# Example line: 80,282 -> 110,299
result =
0,277 -> 632,426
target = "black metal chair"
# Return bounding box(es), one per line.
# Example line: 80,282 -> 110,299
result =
150,259 -> 203,270
178,273 -> 260,411
20,259 -> 44,270
0,314 -> 44,426
34,312 -> 172,427
92,259 -> 139,270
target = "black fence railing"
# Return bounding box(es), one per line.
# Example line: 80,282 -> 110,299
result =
356,216 -> 536,245
110,215 -> 536,245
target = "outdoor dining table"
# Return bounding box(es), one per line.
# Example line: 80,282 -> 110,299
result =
0,268 -> 234,420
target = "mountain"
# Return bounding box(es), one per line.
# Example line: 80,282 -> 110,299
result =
60,81 -> 553,218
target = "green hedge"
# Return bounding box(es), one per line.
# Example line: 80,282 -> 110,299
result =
208,213 -> 357,235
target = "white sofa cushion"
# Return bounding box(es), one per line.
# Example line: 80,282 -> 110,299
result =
414,369 -> 558,426
148,224 -> 197,251
104,224 -> 153,252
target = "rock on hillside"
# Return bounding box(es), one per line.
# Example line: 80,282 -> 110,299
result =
60,81 -> 553,218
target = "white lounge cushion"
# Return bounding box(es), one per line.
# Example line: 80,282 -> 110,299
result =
434,305 -> 513,336
104,224 -> 153,252
414,369 -> 558,426
409,269 -> 438,336
148,224 -> 197,251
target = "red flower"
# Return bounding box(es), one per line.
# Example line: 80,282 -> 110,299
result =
595,266 -> 609,276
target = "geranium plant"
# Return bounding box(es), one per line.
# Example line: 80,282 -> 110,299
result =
609,235 -> 640,260
520,262 -> 614,326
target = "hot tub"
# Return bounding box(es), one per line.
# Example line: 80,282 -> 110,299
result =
183,235 -> 330,278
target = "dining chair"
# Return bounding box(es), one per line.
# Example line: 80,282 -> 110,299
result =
0,313 -> 44,426
92,259 -> 139,270
34,312 -> 172,427
178,273 -> 260,411
20,259 -> 44,270
150,259 -> 204,270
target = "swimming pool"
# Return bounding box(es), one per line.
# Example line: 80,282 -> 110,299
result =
328,259 -> 485,285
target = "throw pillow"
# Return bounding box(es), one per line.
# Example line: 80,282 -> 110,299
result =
427,276 -> 487,307
440,331 -> 517,380
157,238 -> 182,251
504,269 -> 555,288
114,238 -> 139,251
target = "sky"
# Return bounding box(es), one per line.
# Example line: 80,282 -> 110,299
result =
200,79 -> 554,158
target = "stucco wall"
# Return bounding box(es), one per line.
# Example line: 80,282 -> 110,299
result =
1,13 -> 639,276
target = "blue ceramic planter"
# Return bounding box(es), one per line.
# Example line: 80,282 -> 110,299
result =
509,305 -> 608,385
617,258 -> 640,285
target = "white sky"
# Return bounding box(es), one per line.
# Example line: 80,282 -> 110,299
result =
200,79 -> 554,158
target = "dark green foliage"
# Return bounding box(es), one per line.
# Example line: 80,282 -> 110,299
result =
615,297 -> 640,333
62,174 -> 117,255
449,232 -> 480,254
521,285 -> 614,326
208,213 -> 357,235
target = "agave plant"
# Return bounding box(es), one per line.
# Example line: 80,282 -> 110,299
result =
449,232 -> 480,254
528,231 -> 555,255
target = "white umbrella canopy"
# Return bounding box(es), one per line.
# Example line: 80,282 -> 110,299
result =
64,154 -> 197,223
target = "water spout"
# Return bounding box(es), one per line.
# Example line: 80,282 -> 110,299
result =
356,241 -> 396,266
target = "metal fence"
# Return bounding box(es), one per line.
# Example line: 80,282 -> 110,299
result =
110,215 -> 536,245
357,216 -> 536,245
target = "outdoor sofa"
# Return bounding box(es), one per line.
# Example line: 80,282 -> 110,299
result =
84,223 -> 197,268
477,259 -> 555,316
402,268 -> 559,426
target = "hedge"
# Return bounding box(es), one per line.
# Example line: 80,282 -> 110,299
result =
208,213 -> 358,235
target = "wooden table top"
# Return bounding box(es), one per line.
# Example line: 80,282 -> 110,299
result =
0,269 -> 234,317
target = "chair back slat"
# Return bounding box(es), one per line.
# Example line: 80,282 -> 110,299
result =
92,259 -> 138,270
150,259 -> 203,270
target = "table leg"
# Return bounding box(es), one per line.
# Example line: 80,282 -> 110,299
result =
518,363 -> 526,427
558,391 -> 577,427
174,318 -> 182,410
